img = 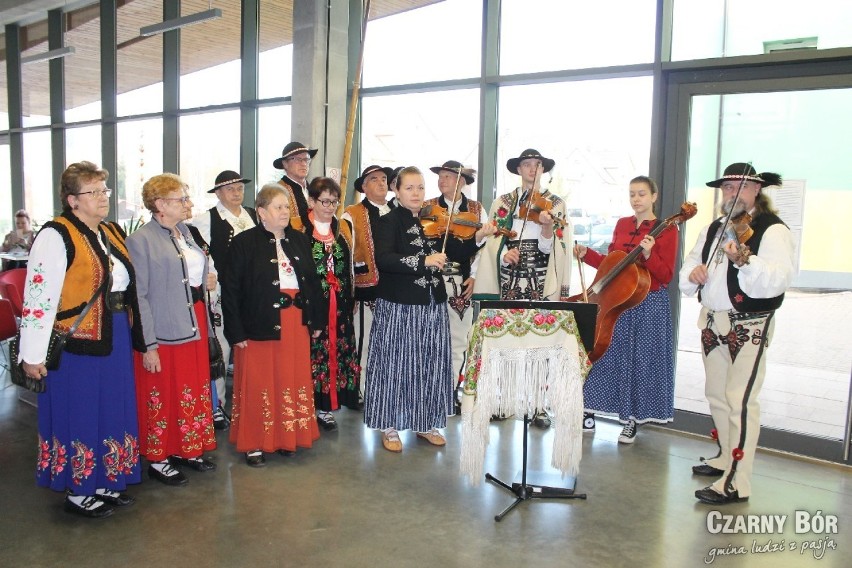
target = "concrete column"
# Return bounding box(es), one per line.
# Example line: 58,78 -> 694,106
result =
292,0 -> 349,182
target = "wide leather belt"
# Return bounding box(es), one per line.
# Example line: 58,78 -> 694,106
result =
108,291 -> 128,311
276,292 -> 304,310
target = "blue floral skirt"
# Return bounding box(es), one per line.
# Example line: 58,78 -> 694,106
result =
364,298 -> 453,431
583,288 -> 675,424
36,312 -> 142,495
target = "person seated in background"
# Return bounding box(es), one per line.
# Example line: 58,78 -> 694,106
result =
2,209 -> 35,269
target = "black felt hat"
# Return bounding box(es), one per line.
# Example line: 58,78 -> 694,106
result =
429,160 -> 475,185
354,165 -> 393,193
506,149 -> 555,174
273,141 -> 318,170
387,166 -> 405,188
706,163 -> 782,188
208,170 -> 251,194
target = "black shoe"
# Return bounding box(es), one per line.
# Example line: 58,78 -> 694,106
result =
245,452 -> 267,467
582,413 -> 596,433
169,455 -> 217,472
533,410 -> 551,429
64,495 -> 114,519
94,489 -> 135,507
490,413 -> 512,422
695,486 -> 749,505
147,463 -> 188,486
213,406 -> 230,431
692,464 -> 725,477
618,420 -> 638,444
276,449 -> 296,457
316,412 -> 338,432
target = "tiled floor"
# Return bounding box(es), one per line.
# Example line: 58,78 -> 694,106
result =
1,387 -> 851,568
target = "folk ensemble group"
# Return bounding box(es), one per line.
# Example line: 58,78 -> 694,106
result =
18,140 -> 795,518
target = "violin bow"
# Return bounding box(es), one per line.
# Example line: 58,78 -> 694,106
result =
574,239 -> 589,303
439,165 -> 465,258
506,162 -> 541,296
334,0 -> 372,232
705,161 -> 751,269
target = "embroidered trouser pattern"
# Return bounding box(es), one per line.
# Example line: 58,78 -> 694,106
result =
354,300 -> 376,397
699,307 -> 774,498
444,275 -> 473,385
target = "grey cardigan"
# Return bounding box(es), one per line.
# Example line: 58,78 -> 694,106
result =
127,218 -> 212,349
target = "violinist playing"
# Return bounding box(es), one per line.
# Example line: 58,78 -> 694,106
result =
365,167 -> 495,453
575,176 -> 678,444
473,148 -> 573,429
424,160 -> 496,395
680,163 -> 794,505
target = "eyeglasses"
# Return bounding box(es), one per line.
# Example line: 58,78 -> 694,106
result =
315,199 -> 340,208
162,196 -> 192,204
77,188 -> 112,198
288,157 -> 312,165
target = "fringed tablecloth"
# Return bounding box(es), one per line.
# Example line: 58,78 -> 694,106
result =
460,306 -> 591,485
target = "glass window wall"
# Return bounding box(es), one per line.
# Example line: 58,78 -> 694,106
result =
65,125 -> 102,168
257,105 -> 293,189
117,0 -> 163,117
117,118 -> 163,226
671,0 -> 852,61
22,131 -> 54,223
179,110 -> 241,212
258,0 -> 294,100
64,7 -> 101,122
500,0 -> 656,75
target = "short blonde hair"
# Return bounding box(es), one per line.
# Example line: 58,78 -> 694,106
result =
142,173 -> 187,214
256,183 -> 287,210
60,161 -> 109,212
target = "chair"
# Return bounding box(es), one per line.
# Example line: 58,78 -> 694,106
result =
0,298 -> 18,383
0,282 -> 22,318
0,268 -> 26,302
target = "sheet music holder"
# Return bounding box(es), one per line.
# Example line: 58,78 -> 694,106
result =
477,299 -> 598,521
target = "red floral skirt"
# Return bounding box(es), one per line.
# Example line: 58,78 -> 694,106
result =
134,301 -> 216,460
229,291 -> 320,453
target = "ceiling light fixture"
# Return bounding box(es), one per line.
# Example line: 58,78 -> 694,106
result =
139,8 -> 222,37
21,46 -> 76,65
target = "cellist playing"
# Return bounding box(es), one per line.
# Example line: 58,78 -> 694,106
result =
574,176 -> 678,444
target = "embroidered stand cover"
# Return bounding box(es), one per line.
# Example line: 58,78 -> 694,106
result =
460,306 -> 591,485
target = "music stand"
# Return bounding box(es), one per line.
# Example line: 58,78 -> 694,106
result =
478,300 -> 598,521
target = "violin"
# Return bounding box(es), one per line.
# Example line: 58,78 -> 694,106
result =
420,204 -> 516,240
517,190 -> 567,229
719,211 -> 753,266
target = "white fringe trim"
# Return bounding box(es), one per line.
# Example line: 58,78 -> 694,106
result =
460,344 -> 584,486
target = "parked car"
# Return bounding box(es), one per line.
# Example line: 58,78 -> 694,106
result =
581,223 -> 615,255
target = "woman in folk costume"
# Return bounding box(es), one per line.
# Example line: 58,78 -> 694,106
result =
365,167 -> 494,453
222,184 -> 326,467
20,161 -> 143,518
128,174 -> 218,487
575,176 -> 678,444
305,177 -> 360,431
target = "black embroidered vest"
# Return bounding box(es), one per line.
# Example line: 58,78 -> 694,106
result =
700,212 -> 786,312
209,206 -> 257,276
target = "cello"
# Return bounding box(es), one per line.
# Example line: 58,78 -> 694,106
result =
568,202 -> 697,361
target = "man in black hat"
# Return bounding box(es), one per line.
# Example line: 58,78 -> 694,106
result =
342,165 -> 394,402
473,149 -> 573,429
273,141 -> 318,232
191,170 -> 258,430
680,162 -> 795,505
424,160 -> 495,392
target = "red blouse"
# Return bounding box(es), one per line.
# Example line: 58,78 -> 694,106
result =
582,216 -> 678,291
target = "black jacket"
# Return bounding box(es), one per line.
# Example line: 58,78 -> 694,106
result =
374,206 -> 447,305
221,224 -> 326,345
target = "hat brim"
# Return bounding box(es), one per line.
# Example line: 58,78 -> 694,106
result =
705,175 -> 765,188
208,178 -> 251,193
355,167 -> 393,192
429,166 -> 475,185
506,157 -> 555,174
273,148 -> 318,169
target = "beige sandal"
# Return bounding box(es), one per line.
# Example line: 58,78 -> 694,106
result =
381,429 -> 402,452
416,429 -> 446,446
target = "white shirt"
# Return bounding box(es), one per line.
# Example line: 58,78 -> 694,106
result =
679,221 -> 796,311
191,202 -> 257,274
